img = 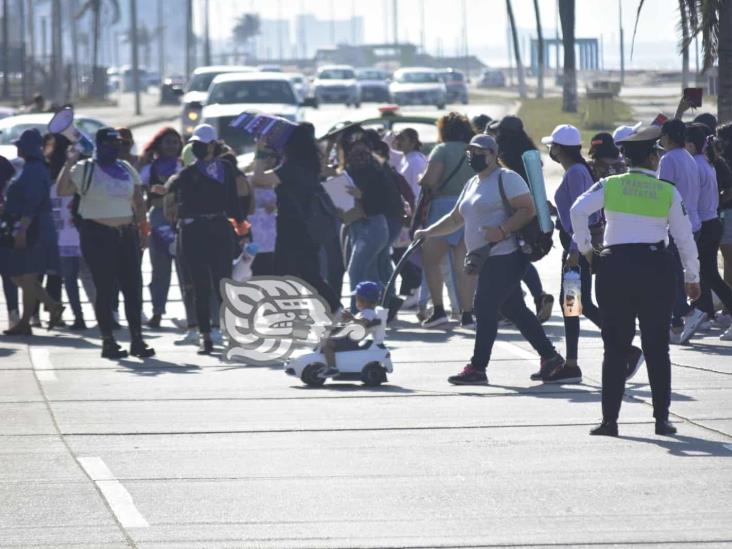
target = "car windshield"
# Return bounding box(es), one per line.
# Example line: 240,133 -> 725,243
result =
0,122 -> 45,144
318,69 -> 355,80
443,72 -> 463,82
208,80 -> 297,105
396,72 -> 440,84
357,70 -> 386,81
186,72 -> 220,93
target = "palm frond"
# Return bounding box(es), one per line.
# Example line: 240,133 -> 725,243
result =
74,0 -> 95,20
630,0 -> 647,59
107,0 -> 121,24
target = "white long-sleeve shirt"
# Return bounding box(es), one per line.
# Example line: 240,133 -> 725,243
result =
571,168 -> 699,283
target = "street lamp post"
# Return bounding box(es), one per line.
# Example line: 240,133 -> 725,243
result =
130,0 -> 141,115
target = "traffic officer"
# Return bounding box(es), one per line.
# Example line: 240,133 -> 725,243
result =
570,125 -> 700,437
163,124 -> 243,354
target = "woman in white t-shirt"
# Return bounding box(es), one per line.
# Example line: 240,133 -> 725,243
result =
57,128 -> 155,360
415,134 -> 564,386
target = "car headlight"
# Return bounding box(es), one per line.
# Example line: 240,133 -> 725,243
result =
186,110 -> 199,121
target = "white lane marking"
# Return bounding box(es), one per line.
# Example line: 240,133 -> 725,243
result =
494,340 -> 537,361
724,444 -> 732,453
29,347 -> 57,381
77,457 -> 149,528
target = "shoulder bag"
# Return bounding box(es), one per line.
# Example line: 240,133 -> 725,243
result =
410,154 -> 467,237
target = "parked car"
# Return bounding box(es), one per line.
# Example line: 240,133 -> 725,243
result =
437,68 -> 469,104
0,113 -> 106,160
202,72 -> 313,153
257,64 -> 282,73
288,73 -> 312,105
312,65 -> 361,107
0,107 -> 16,121
180,65 -> 257,138
389,68 -> 447,110
479,69 -> 506,88
355,68 -> 391,103
160,74 -> 186,105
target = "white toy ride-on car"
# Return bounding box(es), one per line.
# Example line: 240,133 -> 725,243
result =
285,307 -> 393,387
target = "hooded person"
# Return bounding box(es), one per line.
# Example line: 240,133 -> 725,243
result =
56,127 -> 155,359
1,129 -> 64,336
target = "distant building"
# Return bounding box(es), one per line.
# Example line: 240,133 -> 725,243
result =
253,19 -> 292,61
295,15 -> 364,59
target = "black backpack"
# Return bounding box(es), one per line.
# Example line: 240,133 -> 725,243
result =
498,170 -> 554,262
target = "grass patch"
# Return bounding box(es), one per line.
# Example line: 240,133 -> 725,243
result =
518,96 -> 632,148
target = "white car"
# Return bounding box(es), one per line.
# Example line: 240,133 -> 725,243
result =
180,65 -> 257,138
312,65 -> 361,107
288,73 -> 312,105
0,113 -> 106,160
202,72 -> 311,153
356,68 -> 391,103
390,68 -> 447,109
285,308 -> 393,387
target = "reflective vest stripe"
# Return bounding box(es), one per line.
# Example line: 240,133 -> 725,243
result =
603,173 -> 674,218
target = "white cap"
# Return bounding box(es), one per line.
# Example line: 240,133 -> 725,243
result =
189,123 -> 218,144
612,122 -> 642,144
541,124 -> 581,147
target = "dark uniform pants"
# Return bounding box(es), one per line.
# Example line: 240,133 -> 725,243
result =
595,244 -> 675,422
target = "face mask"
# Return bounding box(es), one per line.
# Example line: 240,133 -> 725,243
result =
96,142 -> 120,164
468,152 -> 488,172
549,147 -> 560,163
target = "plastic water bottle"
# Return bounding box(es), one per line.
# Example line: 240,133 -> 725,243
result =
232,242 -> 259,282
563,270 -> 582,317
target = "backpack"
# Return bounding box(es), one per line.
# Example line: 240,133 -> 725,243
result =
304,186 -> 339,246
498,171 -> 554,262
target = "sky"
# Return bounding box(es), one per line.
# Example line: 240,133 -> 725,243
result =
207,0 -> 693,71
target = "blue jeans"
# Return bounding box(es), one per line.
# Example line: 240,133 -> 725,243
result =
148,207 -> 173,316
348,215 -> 389,307
472,251 -> 557,370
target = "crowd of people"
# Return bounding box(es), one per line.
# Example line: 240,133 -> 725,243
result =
1,97 -> 731,423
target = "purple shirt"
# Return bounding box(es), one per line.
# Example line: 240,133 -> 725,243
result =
554,163 -> 598,251
658,147 -> 701,232
694,154 -> 719,223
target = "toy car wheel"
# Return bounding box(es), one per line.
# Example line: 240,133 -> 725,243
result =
301,363 -> 327,387
361,362 -> 385,387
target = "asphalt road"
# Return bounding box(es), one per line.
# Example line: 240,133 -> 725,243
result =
1,101 -> 731,548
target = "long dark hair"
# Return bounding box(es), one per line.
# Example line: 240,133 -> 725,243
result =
47,134 -> 72,180
495,127 -> 536,179
558,144 -> 594,179
717,122 -> 732,166
142,126 -> 182,158
284,123 -> 321,175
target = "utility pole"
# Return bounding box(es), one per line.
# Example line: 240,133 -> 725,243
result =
130,0 -> 141,115
157,0 -> 164,78
419,0 -> 425,53
70,0 -> 80,98
203,0 -> 212,65
392,0 -> 397,45
185,0 -> 193,77
18,0 -> 26,100
618,0 -> 625,85
51,0 -> 63,105
2,0 -> 9,99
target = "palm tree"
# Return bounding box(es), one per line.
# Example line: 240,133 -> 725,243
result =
633,0 -> 732,123
533,0 -> 544,98
75,0 -> 121,97
559,0 -> 578,112
506,0 -> 527,99
679,0 -> 690,89
232,13 -> 261,59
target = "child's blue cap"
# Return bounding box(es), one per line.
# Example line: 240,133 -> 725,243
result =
351,281 -> 380,302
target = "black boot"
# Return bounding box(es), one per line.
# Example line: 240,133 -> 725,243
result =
130,338 -> 155,358
589,421 -> 618,437
198,334 -> 214,355
101,338 -> 128,359
655,419 -> 677,436
147,314 -> 162,329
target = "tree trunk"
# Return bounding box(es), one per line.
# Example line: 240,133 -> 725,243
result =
719,0 -> 732,123
51,0 -> 64,105
533,0 -> 544,98
2,0 -> 9,99
130,0 -> 141,115
506,0 -> 527,99
679,0 -> 690,89
91,3 -> 101,97
27,0 -> 35,94
157,0 -> 164,79
185,0 -> 193,77
70,0 -> 80,98
559,0 -> 578,113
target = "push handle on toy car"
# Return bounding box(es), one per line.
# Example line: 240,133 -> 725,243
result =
380,237 -> 424,307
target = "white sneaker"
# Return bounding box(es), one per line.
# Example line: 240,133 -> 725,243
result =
8,309 -> 19,329
210,328 -> 224,345
172,317 -> 189,330
174,329 -> 199,346
679,309 -> 708,344
720,325 -> 732,341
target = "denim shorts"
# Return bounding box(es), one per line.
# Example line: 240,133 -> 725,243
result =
721,209 -> 732,245
427,195 -> 464,247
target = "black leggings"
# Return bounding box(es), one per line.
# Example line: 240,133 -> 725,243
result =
80,220 -> 143,340
559,229 -> 602,360
180,217 -> 233,335
693,217 -> 732,315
